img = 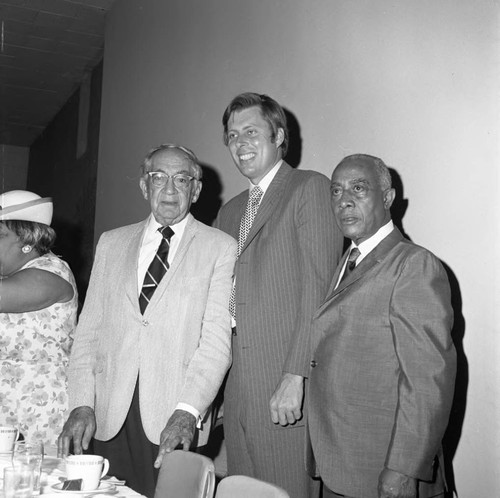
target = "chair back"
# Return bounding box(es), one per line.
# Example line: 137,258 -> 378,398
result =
154,450 -> 215,498
215,475 -> 290,498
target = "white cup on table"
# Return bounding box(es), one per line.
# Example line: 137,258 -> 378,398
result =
65,455 -> 110,491
0,427 -> 20,453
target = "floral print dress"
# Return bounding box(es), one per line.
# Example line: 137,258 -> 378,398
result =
0,253 -> 78,448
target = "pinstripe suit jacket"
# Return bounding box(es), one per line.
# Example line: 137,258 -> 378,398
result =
68,214 -> 237,446
307,228 -> 456,498
214,162 -> 343,431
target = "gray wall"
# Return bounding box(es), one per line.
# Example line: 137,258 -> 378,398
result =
97,1 -> 500,495
28,61 -> 103,305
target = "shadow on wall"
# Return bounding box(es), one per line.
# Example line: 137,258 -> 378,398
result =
389,167 -> 467,498
388,168 -> 410,241
440,262 -> 467,498
51,218 -> 87,313
191,163 -> 224,227
283,107 -> 302,169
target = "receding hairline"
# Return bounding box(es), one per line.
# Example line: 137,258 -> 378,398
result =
334,154 -> 392,190
141,144 -> 203,180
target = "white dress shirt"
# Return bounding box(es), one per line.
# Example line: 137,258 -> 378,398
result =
252,159 -> 282,195
137,212 -> 201,425
335,220 -> 395,289
137,213 -> 191,292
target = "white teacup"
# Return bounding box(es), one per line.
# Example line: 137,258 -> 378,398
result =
65,455 -> 110,491
0,426 -> 20,453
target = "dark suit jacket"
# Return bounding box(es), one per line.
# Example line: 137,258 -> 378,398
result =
214,162 -> 343,431
307,228 -> 456,498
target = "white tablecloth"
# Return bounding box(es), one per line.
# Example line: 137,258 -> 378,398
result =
0,452 -> 145,498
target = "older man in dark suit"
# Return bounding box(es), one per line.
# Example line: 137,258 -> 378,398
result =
307,154 -> 456,498
214,93 -> 343,498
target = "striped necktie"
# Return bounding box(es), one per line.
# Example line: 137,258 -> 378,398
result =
139,226 -> 174,314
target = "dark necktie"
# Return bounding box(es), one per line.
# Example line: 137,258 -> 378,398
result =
340,247 -> 361,284
139,226 -> 174,314
229,186 -> 264,318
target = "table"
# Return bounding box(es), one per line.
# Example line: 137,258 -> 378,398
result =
0,452 -> 145,498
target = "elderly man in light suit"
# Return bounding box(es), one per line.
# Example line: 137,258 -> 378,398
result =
214,93 -> 343,498
58,144 -> 237,498
307,154 -> 456,498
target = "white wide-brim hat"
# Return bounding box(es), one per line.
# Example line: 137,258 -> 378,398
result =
0,190 -> 53,226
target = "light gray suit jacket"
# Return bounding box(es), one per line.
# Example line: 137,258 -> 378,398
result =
68,214 -> 237,446
307,228 -> 456,498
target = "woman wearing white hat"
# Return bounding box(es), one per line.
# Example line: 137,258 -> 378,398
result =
0,190 -> 78,451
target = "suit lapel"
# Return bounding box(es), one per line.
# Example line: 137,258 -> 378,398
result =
164,215 -> 197,281
229,194 -> 248,240
144,216 -> 197,311
239,162 -> 291,255
323,228 -> 405,302
125,220 -> 149,304
324,250 -> 349,297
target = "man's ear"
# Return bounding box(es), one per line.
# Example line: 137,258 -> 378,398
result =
275,128 -> 285,149
384,188 -> 396,210
191,180 -> 202,204
139,176 -> 149,201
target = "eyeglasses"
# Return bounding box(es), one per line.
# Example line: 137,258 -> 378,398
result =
147,172 -> 197,189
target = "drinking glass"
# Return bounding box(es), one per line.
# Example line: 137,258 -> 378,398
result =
12,441 -> 43,495
3,465 -> 34,498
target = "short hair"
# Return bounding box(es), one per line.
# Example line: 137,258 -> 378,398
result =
140,144 -> 203,180
340,154 -> 392,191
222,92 -> 289,156
3,220 -> 56,255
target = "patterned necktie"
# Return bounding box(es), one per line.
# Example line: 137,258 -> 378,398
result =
230,186 -> 264,318
340,247 -> 361,284
237,186 -> 264,257
139,226 -> 174,314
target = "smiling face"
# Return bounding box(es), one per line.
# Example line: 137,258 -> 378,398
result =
140,148 -> 202,226
226,106 -> 284,185
330,157 -> 395,244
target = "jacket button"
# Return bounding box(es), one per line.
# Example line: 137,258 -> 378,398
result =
142,320 -> 149,326
310,360 -> 317,368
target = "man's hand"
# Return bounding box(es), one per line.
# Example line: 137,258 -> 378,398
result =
269,373 -> 304,426
154,410 -> 196,468
378,468 -> 417,498
57,406 -> 96,458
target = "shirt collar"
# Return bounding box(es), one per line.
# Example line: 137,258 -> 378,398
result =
351,220 -> 394,258
145,212 -> 191,238
248,159 -> 283,195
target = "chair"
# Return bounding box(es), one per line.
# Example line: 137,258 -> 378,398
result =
154,450 -> 215,498
215,475 -> 290,498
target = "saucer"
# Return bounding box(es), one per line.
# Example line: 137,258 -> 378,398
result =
51,481 -> 117,495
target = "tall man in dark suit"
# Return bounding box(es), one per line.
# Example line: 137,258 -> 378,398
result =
58,144 -> 237,498
307,154 -> 456,498
214,93 -> 343,498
